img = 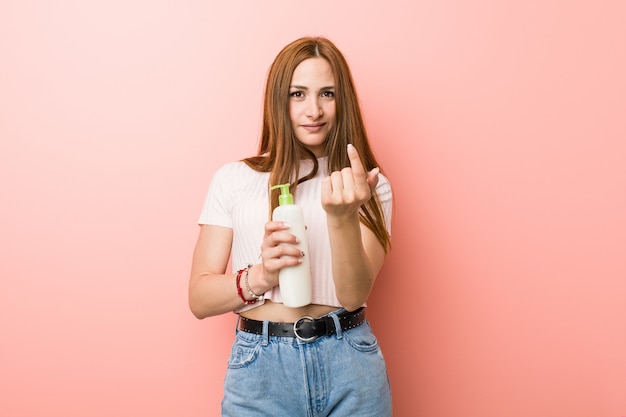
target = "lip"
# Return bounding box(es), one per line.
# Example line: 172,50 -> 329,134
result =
300,122 -> 326,132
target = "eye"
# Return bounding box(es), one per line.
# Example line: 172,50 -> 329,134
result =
290,90 -> 304,99
321,91 -> 335,98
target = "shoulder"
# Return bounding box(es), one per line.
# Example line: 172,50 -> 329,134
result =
214,160 -> 250,175
212,161 -> 264,183
209,160 -> 269,199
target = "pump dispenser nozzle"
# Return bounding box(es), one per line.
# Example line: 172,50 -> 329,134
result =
271,183 -> 294,206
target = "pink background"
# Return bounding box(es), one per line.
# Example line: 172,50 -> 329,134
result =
1,1 -> 625,416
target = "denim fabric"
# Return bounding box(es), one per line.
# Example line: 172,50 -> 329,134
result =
221,309 -> 392,417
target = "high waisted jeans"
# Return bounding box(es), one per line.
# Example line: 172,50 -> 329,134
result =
221,308 -> 392,417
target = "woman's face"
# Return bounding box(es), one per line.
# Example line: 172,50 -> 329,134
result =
289,57 -> 336,157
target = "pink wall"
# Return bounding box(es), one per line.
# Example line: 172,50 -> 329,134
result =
1,1 -> 624,416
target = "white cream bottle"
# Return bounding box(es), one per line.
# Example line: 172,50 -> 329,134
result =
270,183 -> 312,308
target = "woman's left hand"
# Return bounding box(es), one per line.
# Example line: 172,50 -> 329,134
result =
321,144 -> 379,219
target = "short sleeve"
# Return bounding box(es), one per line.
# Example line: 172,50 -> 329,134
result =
375,174 -> 393,235
198,164 -> 235,227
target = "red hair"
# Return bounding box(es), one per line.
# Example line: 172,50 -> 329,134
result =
244,37 -> 390,252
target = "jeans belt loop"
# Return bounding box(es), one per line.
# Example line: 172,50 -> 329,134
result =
329,312 -> 343,339
261,320 -> 270,346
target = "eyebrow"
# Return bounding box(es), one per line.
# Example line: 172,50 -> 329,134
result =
289,85 -> 335,90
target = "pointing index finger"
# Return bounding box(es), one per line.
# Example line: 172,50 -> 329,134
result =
347,143 -> 366,176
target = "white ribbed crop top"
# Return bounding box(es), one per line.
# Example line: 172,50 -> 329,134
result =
198,156 -> 393,312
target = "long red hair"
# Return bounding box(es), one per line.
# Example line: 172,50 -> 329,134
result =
244,37 -> 391,252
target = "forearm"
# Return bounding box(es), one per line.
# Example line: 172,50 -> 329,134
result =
189,225 -> 256,319
327,214 -> 376,311
189,272 -> 244,319
321,144 -> 388,311
188,222 -> 305,319
189,264 -> 270,319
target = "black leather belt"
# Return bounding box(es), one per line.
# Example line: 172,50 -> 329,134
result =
238,307 -> 366,342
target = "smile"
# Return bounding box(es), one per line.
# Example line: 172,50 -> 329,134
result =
301,123 -> 326,132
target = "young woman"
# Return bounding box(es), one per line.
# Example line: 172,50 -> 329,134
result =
189,36 -> 393,417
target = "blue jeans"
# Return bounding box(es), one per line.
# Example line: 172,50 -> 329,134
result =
222,308 -> 392,417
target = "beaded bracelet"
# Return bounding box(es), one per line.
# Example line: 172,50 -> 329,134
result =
244,265 -> 264,302
236,268 -> 257,305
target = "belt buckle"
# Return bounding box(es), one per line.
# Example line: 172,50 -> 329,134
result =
293,315 -> 317,342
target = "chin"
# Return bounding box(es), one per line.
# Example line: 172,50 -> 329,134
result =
298,133 -> 328,146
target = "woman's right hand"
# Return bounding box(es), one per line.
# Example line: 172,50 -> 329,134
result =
256,221 -> 305,291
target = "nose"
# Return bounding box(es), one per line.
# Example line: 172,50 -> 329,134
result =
305,97 -> 323,119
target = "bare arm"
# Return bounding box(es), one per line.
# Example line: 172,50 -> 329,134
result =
322,144 -> 387,311
188,222 -> 304,319
188,225 -> 241,318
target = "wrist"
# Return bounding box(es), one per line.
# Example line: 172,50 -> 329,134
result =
236,267 -> 260,305
244,264 -> 264,302
326,212 -> 361,230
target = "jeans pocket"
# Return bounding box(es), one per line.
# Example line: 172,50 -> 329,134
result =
343,321 -> 380,353
227,332 -> 262,369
